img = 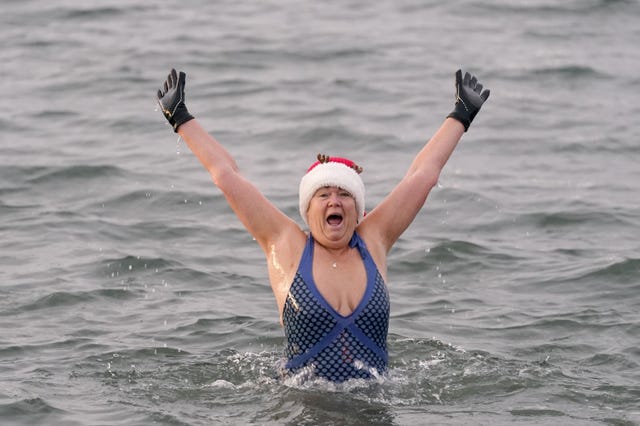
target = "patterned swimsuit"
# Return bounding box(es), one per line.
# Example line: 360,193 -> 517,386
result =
282,232 -> 390,382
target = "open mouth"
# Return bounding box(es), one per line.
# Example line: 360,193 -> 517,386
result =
326,214 -> 343,226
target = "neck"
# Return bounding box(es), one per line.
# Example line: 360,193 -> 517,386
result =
316,241 -> 353,269
311,229 -> 352,249
322,244 -> 351,257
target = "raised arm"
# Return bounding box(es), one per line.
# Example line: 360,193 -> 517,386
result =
156,69 -> 300,250
361,70 -> 490,253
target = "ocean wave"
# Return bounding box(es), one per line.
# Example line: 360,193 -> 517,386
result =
394,239 -> 522,275
92,254 -> 225,291
560,258 -> 640,302
522,209 -> 629,228
100,255 -> 178,275
0,200 -> 40,219
61,7 -> 126,20
26,164 -> 126,185
477,0 -> 636,14
532,257 -> 640,292
577,257 -> 640,283
488,64 -> 611,83
8,288 -> 138,314
57,334 -> 639,424
530,65 -> 609,79
95,187 -> 221,211
582,352 -> 640,372
0,397 -> 68,424
22,4 -> 149,22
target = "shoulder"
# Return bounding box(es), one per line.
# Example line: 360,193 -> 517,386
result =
264,221 -> 308,265
264,223 -> 308,318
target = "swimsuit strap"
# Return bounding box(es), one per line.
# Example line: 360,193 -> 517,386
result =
348,232 -> 368,260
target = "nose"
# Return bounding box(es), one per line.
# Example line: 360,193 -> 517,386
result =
327,191 -> 342,206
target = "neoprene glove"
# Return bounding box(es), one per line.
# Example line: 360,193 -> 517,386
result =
447,69 -> 490,132
157,69 -> 194,132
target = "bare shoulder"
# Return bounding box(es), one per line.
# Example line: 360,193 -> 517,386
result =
262,220 -> 307,281
264,221 -> 307,319
271,221 -> 307,260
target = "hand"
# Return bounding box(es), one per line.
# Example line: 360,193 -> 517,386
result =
447,69 -> 490,132
157,69 -> 194,132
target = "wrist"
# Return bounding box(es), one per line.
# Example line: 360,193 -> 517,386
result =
446,110 -> 470,132
172,104 -> 194,132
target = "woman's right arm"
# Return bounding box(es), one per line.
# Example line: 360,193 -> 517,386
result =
177,119 -> 300,247
157,69 -> 301,251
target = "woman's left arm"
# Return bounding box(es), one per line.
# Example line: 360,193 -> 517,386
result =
361,70 -> 490,253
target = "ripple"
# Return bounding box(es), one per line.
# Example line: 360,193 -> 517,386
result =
0,397 -> 68,421
27,164 -> 125,184
7,289 -> 137,314
531,65 -> 609,79
576,257 -> 640,285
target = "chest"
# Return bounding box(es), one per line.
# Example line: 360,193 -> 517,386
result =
312,248 -> 367,316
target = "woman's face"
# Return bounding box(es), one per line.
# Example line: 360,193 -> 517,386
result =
306,186 -> 358,245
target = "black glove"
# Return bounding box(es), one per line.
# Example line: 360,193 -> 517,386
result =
447,69 -> 490,132
157,69 -> 194,132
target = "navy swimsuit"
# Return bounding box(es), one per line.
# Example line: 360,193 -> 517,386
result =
282,232 -> 390,382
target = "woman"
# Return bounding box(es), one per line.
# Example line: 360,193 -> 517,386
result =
156,69 -> 490,382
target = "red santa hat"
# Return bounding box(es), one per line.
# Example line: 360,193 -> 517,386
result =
298,154 -> 365,226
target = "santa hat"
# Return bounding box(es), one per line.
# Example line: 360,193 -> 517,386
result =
299,154 -> 365,226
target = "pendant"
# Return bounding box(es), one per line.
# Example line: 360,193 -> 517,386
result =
332,262 -> 337,268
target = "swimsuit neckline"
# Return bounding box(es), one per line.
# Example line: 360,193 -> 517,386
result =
307,232 -> 376,320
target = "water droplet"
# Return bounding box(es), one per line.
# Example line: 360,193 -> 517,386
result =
176,135 -> 182,155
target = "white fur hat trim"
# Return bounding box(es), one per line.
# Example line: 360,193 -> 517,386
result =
298,161 -> 365,226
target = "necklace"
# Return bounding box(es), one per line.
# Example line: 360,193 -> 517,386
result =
326,247 -> 348,269
318,242 -> 350,270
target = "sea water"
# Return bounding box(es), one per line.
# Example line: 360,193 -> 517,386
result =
1,0 -> 639,424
